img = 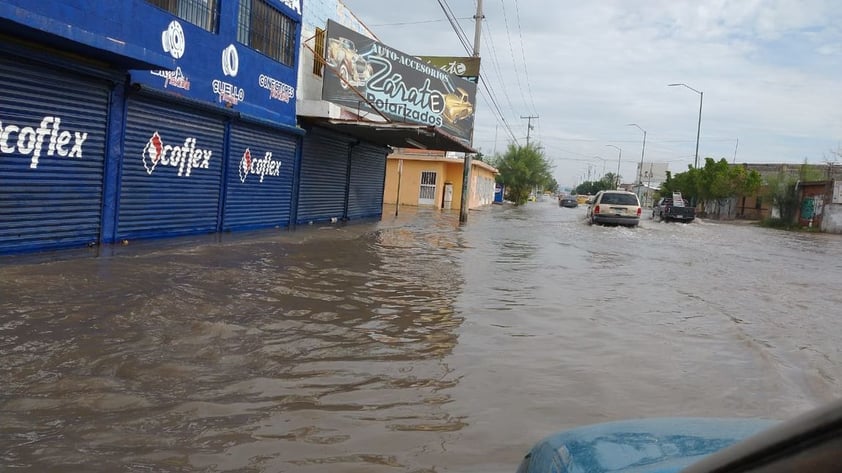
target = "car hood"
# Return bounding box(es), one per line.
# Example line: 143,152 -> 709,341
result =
516,417 -> 776,473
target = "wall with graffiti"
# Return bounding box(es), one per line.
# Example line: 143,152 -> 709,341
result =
797,182 -> 831,228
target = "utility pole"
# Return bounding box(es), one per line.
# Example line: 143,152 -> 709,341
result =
460,0 -> 483,223
492,124 -> 498,155
521,115 -> 538,147
733,138 -> 739,163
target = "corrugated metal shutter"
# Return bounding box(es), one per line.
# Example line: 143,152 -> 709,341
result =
347,143 -> 387,220
0,54 -> 110,254
223,123 -> 297,230
119,96 -> 225,240
297,128 -> 351,224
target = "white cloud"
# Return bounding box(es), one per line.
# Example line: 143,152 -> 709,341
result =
341,0 -> 842,186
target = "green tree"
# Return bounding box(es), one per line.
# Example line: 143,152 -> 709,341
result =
763,172 -> 800,225
660,158 -> 762,217
492,143 -> 554,205
545,178 -> 559,194
574,175 -> 615,195
798,159 -> 826,181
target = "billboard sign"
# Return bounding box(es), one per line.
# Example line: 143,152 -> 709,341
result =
416,56 -> 480,83
321,20 -> 477,142
638,162 -> 670,184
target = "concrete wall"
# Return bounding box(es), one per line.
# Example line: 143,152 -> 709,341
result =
822,204 -> 842,234
702,198 -> 738,220
384,159 -> 448,208
470,165 -> 497,208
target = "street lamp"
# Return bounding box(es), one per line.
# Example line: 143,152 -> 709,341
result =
668,83 -> 703,169
627,123 -> 646,201
606,144 -> 622,188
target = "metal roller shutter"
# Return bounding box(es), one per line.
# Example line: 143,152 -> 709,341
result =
347,143 -> 387,220
297,128 -> 351,224
0,54 -> 110,254
223,123 -> 297,230
119,96 -> 226,240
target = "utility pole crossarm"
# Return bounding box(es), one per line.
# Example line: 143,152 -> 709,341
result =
521,115 -> 539,147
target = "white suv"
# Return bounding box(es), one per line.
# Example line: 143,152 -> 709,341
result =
587,190 -> 641,227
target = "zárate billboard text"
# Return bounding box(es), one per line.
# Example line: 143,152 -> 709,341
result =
322,20 -> 476,142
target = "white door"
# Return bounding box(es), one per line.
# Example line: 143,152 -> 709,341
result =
418,171 -> 437,205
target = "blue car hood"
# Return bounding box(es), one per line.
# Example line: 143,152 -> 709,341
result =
516,417 -> 777,473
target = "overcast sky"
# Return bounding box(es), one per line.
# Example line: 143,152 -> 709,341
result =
340,0 -> 842,188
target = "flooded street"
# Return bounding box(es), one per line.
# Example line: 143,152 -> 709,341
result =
2,200 -> 842,472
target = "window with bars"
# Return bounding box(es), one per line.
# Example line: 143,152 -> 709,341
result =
312,28 -> 325,76
419,171 -> 437,203
147,0 -> 219,33
237,0 -> 297,66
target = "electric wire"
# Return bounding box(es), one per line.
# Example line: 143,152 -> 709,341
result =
513,0 -> 538,117
437,0 -> 519,145
481,20 -> 520,126
437,0 -> 472,53
498,0 -> 529,113
368,17 -> 472,27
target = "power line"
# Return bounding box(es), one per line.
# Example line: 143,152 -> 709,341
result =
480,21 -> 519,124
513,0 -> 538,116
436,0 -> 518,146
479,78 -> 519,144
369,17 -> 472,27
477,89 -> 518,144
437,0 -> 472,53
498,0 -> 529,113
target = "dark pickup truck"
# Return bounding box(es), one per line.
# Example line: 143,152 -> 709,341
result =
653,196 -> 695,222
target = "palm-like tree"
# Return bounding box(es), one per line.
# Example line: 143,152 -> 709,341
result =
492,143 -> 553,205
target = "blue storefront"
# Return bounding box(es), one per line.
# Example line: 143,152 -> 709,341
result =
0,0 -> 304,254
0,49 -> 117,253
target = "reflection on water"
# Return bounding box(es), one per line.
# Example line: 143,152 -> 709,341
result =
1,210 -> 465,472
2,203 -> 842,472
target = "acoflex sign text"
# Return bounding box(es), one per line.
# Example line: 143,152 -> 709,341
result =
239,148 -> 282,183
143,132 -> 212,177
0,116 -> 88,169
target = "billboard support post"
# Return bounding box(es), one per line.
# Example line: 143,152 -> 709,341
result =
460,0 -> 483,223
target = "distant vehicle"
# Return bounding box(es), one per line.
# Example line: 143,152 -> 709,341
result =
653,193 -> 695,222
576,195 -> 590,205
442,87 -> 474,123
325,36 -> 373,89
586,190 -> 641,226
559,195 -> 578,208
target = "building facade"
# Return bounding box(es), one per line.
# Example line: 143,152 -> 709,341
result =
383,150 -> 498,211
1,0 -> 480,254
1,0 -> 303,254
296,0 -> 389,224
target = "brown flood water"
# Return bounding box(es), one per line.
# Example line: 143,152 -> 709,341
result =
2,201 -> 841,472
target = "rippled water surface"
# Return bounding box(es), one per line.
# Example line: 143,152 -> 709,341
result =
2,201 -> 841,472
